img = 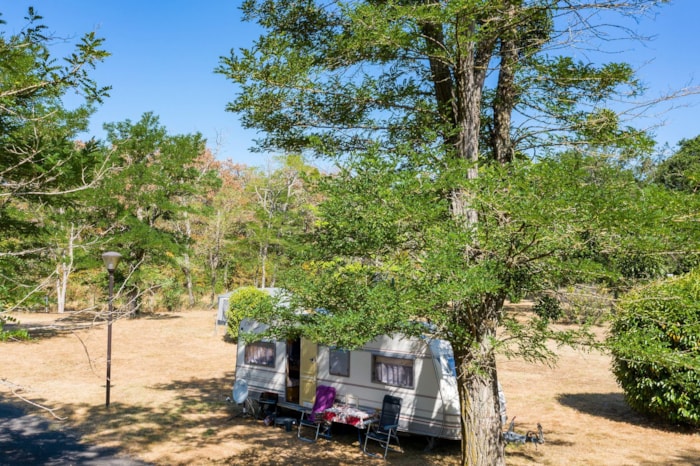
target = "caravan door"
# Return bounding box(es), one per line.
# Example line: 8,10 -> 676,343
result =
299,338 -> 318,407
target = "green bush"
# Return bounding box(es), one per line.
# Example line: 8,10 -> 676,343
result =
532,295 -> 563,321
0,313 -> 31,341
558,284 -> 613,324
608,269 -> 700,426
160,279 -> 182,312
226,287 -> 272,340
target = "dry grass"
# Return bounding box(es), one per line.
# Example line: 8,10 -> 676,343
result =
1,308 -> 698,465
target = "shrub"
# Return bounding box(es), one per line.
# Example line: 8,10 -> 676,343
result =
608,269 -> 700,426
161,279 -> 182,312
532,295 -> 563,321
558,284 -> 613,324
226,287 -> 272,340
0,313 -> 31,341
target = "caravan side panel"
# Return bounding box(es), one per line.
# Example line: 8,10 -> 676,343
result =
234,317 -> 461,440
316,335 -> 461,440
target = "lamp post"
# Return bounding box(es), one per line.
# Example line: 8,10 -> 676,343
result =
102,251 -> 121,408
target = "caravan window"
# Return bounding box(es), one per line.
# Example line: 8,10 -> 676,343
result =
244,341 -> 276,367
329,349 -> 350,377
372,355 -> 414,388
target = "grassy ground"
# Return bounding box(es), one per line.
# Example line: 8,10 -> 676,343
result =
1,308 -> 698,465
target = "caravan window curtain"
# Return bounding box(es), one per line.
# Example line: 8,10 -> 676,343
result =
244,341 -> 276,367
372,355 -> 414,388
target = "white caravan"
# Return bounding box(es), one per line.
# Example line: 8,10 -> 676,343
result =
234,317 -> 462,440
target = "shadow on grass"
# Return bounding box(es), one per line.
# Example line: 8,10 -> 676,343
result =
638,452 -> 700,466
5,371 -> 467,465
0,395 -> 151,465
557,392 -> 640,423
1,374 -> 238,465
140,312 -> 184,321
71,373 -> 239,453
504,446 -> 546,464
558,392 -> 699,436
4,310 -> 105,340
5,311 -> 184,341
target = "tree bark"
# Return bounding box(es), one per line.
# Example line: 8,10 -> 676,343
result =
451,15 -> 495,227
453,297 -> 507,466
457,347 -> 505,466
446,9 -> 504,466
492,26 -> 518,164
182,252 -> 195,308
260,243 -> 268,289
208,209 -> 223,304
55,224 -> 77,314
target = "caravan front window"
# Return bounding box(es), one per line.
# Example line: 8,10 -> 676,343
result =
329,349 -> 350,377
244,341 -> 276,367
372,355 -> 414,388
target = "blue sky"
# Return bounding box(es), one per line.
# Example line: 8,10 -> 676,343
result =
1,1 -> 699,167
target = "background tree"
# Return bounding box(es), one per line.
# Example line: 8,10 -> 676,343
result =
90,112 -> 221,314
204,160 -> 255,300
167,148 -> 223,308
236,155 -> 320,288
654,135 -> 700,194
0,8 -> 110,318
218,1 -> 698,464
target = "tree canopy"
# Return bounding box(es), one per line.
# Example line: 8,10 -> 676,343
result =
219,1 -> 699,464
654,135 -> 700,193
0,8 -> 110,309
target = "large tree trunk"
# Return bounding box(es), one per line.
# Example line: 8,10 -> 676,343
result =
491,0 -> 527,166
448,12 -> 503,465
457,350 -> 504,466
492,34 -> 517,165
453,299 -> 506,466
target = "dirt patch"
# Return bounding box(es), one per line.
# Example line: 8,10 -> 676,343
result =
1,309 -> 698,465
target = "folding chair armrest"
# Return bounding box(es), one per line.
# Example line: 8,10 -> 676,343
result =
300,410 -> 328,425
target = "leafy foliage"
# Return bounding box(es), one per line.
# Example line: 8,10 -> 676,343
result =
90,113 -> 222,312
0,306 -> 30,341
225,286 -> 274,340
0,8 -> 110,309
281,151 -> 653,352
609,269 -> 700,426
220,2 -> 696,463
0,9 -> 322,318
533,296 -> 563,322
654,135 -> 700,193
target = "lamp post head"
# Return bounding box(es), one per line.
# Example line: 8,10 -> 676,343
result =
102,251 -> 122,272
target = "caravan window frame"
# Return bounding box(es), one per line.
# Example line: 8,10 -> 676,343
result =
244,341 -> 276,367
371,354 -> 415,389
329,348 -> 350,377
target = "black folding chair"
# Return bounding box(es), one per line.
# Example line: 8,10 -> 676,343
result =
257,391 -> 278,421
363,394 -> 402,458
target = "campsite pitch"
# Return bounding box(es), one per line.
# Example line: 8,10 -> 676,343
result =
0,308 -> 697,465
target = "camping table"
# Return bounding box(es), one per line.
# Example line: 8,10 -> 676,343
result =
322,405 -> 377,446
